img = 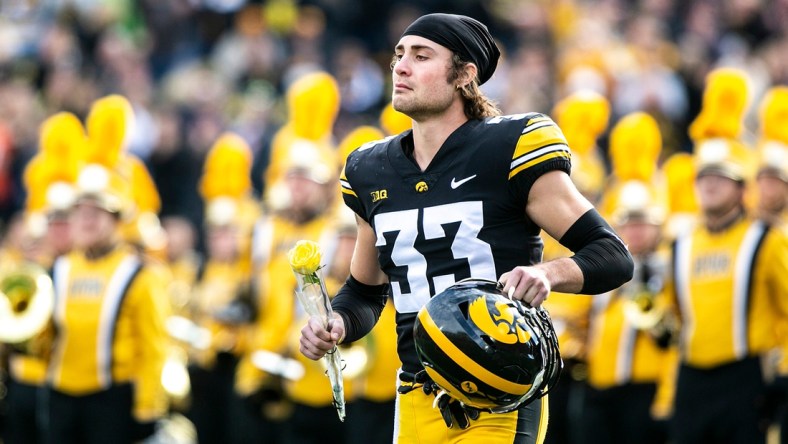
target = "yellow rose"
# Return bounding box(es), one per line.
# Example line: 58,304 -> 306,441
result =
288,240 -> 322,275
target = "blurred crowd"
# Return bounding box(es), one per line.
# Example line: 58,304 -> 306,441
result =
0,0 -> 787,443
0,0 -> 786,225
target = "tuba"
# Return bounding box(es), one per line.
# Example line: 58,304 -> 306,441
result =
0,262 -> 55,355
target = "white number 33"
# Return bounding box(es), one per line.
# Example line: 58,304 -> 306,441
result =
373,201 -> 496,313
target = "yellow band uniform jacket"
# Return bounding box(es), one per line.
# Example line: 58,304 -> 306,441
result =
48,244 -> 170,421
586,253 -> 673,389
669,216 -> 788,369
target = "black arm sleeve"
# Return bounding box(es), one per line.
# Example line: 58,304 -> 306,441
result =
559,208 -> 634,295
331,275 -> 389,344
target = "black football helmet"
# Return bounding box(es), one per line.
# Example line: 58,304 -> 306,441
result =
413,278 -> 562,413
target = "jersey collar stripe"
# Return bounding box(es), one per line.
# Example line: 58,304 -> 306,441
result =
510,144 -> 569,170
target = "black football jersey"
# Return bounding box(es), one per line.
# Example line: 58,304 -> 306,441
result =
340,113 -> 572,373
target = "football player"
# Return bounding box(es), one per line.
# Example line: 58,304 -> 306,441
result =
299,13 -> 634,444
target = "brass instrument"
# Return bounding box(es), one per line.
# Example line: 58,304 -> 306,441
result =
161,345 -> 192,404
623,286 -> 667,331
622,256 -> 671,333
0,262 -> 55,354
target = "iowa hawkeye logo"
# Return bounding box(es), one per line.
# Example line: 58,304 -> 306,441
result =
468,295 -> 531,344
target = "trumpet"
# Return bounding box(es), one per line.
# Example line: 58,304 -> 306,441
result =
0,262 -> 55,355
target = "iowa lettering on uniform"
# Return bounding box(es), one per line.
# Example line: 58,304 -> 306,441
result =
69,278 -> 104,297
693,253 -> 730,277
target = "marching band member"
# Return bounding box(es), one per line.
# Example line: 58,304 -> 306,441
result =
188,132 -> 258,444
542,89 -> 611,444
666,68 -> 788,444
1,112 -> 85,444
754,85 -> 788,441
161,215 -> 202,318
581,112 -> 675,444
44,161 -> 170,443
237,139 -> 350,444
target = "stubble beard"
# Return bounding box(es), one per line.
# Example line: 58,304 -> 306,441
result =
392,84 -> 455,122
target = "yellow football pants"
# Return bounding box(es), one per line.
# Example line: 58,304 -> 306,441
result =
393,387 -> 549,444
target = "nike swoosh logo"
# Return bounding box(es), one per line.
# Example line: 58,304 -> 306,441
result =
450,174 -> 477,189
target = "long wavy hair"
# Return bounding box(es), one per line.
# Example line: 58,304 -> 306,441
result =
448,54 -> 501,120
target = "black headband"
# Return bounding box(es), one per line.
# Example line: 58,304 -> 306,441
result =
401,13 -> 500,85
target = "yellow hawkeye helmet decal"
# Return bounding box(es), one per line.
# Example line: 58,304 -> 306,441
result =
468,295 -> 531,345
413,279 -> 563,413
